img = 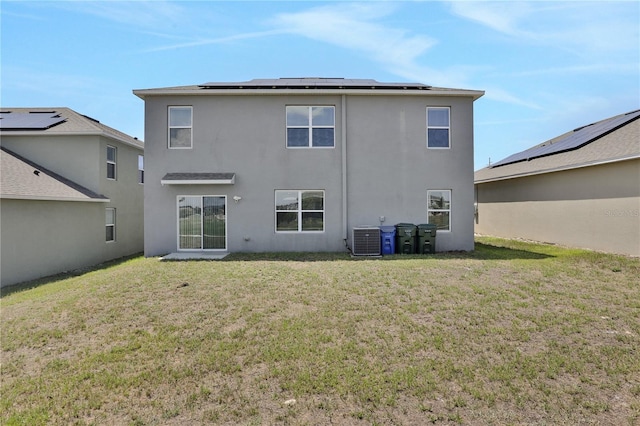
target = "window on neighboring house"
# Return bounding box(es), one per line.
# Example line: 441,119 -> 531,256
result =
168,106 -> 192,148
427,190 -> 451,231
138,155 -> 144,184
286,106 -> 335,148
106,208 -> 116,242
427,107 -> 450,148
275,190 -> 325,232
107,145 -> 117,180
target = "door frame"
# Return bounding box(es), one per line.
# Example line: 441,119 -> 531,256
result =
176,195 -> 227,251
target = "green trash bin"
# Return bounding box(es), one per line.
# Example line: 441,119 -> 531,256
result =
395,223 -> 417,254
417,223 -> 437,254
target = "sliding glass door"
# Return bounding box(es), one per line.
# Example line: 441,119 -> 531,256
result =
178,196 -> 226,250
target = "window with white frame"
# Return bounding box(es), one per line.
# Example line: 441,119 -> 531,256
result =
106,208 -> 116,242
107,145 -> 117,180
168,106 -> 192,148
427,107 -> 450,148
286,106 -> 335,148
427,190 -> 451,231
275,190 -> 325,232
138,155 -> 144,184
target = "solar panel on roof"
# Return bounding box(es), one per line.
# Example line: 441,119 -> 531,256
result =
490,109 -> 640,168
0,112 -> 66,130
198,78 -> 431,90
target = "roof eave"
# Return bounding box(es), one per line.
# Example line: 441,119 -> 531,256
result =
474,154 -> 640,184
0,130 -> 143,149
0,194 -> 111,203
134,87 -> 485,100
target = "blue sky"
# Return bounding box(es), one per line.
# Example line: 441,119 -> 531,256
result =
2,1 -> 638,170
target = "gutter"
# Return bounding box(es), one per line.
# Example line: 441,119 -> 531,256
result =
0,195 -> 110,203
133,88 -> 485,100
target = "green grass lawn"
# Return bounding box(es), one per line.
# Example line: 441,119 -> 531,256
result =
2,237 -> 639,425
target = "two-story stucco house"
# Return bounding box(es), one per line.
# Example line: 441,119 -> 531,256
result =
133,78 -> 483,257
0,108 -> 144,287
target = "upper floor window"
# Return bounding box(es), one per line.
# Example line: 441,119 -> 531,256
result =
286,106 -> 335,148
275,190 -> 325,232
138,155 -> 144,184
107,145 -> 117,180
427,190 -> 451,231
427,107 -> 450,149
168,106 -> 192,149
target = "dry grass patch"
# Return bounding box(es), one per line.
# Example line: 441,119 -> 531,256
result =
2,237 -> 639,425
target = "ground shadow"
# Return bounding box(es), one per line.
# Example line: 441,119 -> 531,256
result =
0,253 -> 142,298
438,242 -> 553,260
2,244 -> 553,296
221,243 -> 553,262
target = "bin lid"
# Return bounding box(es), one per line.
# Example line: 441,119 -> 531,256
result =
395,223 -> 416,227
380,226 -> 396,232
417,223 -> 437,229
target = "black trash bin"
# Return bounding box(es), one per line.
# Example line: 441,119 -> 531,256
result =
395,223 -> 416,254
417,223 -> 437,254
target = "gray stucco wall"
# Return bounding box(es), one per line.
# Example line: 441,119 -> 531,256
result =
1,199 -> 106,287
475,159 -> 640,256
2,135 -> 101,191
143,92 -> 476,256
345,95 -> 476,252
1,134 -> 143,287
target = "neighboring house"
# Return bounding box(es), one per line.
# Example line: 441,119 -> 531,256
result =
133,78 -> 484,257
475,109 -> 640,257
0,108 -> 144,287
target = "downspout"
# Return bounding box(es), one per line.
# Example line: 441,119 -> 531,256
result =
342,94 -> 348,247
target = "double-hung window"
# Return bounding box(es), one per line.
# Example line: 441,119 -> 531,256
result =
137,155 -> 144,184
106,208 -> 116,242
275,190 -> 325,232
427,190 -> 451,231
427,107 -> 450,148
286,106 -> 335,148
106,145 -> 116,180
168,106 -> 192,148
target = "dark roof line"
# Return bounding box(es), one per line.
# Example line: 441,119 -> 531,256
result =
490,109 -> 640,168
0,146 -> 109,200
199,78 -> 432,91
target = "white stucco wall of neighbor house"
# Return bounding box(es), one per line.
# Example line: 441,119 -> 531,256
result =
142,91 -> 478,256
475,159 -> 640,257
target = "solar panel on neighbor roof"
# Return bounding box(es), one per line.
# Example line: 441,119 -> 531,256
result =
0,112 -> 66,130
490,109 -> 640,168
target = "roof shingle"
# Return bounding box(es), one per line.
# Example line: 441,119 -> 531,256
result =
0,147 -> 109,202
0,107 -> 143,149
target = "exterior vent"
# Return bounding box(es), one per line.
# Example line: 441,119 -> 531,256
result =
352,227 -> 381,256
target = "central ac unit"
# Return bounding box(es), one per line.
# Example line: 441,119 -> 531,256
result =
352,227 -> 381,256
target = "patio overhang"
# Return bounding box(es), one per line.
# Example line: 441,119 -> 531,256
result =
161,172 -> 236,185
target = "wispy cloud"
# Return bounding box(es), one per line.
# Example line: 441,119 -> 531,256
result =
498,63 -> 640,78
142,29 -> 289,52
269,3 -> 436,76
448,1 -> 639,56
51,1 -> 186,29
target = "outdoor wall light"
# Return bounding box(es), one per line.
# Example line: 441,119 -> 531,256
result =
233,196 -> 242,203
